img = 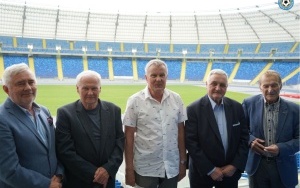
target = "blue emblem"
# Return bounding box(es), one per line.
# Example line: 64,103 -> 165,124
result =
278,0 -> 294,10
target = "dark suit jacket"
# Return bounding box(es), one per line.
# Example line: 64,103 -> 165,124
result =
242,95 -> 299,188
0,98 -> 63,188
185,95 -> 249,184
55,99 -> 124,188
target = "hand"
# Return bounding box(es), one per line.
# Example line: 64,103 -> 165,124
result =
264,144 -> 279,156
178,163 -> 186,182
251,138 -> 265,155
49,176 -> 62,188
221,165 -> 236,177
210,167 -> 223,181
51,175 -> 61,183
93,167 -> 109,186
125,168 -> 135,187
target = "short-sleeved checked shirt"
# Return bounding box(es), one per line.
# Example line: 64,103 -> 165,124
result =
123,86 -> 187,178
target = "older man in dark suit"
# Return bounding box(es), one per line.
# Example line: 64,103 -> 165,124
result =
185,69 -> 249,188
0,63 -> 63,188
55,70 -> 124,188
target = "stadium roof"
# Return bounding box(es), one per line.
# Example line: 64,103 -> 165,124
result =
1,0 -> 279,13
0,0 -> 299,43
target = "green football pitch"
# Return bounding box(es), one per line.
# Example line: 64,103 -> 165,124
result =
0,84 -> 251,116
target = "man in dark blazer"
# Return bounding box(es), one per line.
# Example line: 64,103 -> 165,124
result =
242,70 -> 299,188
0,63 -> 63,188
55,70 -> 124,188
185,69 -> 249,188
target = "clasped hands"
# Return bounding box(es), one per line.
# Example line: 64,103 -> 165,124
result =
49,175 -> 62,188
250,138 -> 279,156
210,165 -> 236,182
93,167 -> 109,188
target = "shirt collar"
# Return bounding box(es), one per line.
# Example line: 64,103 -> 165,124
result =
18,102 -> 41,115
208,96 -> 224,110
144,86 -> 170,102
264,97 -> 281,108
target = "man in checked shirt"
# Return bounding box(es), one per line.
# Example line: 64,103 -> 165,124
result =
242,70 -> 299,188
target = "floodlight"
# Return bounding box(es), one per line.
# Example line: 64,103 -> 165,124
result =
82,46 -> 87,52
27,44 -> 33,50
56,45 -> 61,51
132,48 -> 137,53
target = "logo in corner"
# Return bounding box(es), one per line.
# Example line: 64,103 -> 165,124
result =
278,0 -> 294,10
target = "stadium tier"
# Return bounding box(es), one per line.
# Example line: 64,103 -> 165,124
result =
0,1 -> 299,86
0,47 -> 299,85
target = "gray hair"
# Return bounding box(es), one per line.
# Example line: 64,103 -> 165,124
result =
258,70 -> 282,86
76,70 -> 102,87
207,69 -> 228,83
2,63 -> 36,86
144,59 -> 168,75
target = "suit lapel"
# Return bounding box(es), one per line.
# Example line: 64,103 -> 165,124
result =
224,98 -> 233,145
76,101 -> 99,154
276,99 -> 288,141
38,111 -> 51,148
203,96 -> 223,144
5,99 -> 43,143
256,97 -> 265,138
99,102 -> 109,158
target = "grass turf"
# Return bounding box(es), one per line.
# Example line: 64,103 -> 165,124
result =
0,84 -> 252,116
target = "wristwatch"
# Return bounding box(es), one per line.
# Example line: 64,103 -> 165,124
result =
180,160 -> 187,165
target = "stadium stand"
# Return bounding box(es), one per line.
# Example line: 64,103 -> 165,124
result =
235,61 -> 268,80
0,1 -> 299,188
34,56 -> 58,78
87,57 -> 110,79
0,2 -> 299,84
185,61 -> 207,81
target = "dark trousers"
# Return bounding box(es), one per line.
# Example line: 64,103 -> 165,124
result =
135,171 -> 178,188
189,170 -> 241,188
249,158 -> 285,188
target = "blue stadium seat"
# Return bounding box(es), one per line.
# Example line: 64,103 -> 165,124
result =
113,59 -> 133,77
148,43 -> 169,53
212,61 -> 235,76
124,42 -> 144,53
185,61 -> 207,81
0,36 -> 13,46
173,44 -> 197,54
17,37 -> 43,49
235,61 -> 267,80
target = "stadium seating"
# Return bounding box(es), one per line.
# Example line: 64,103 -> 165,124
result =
0,36 -> 13,47
235,61 -> 267,80
0,36 -> 299,85
113,59 -> 133,77
34,56 -> 58,78
212,61 -> 235,76
61,56 -> 84,78
185,61 -> 207,81
87,57 -> 109,79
